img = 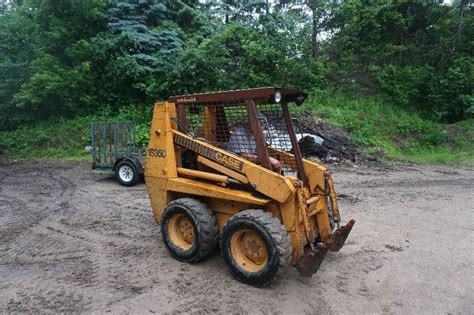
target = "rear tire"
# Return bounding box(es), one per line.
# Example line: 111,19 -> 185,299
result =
161,198 -> 218,262
115,160 -> 139,186
220,210 -> 292,286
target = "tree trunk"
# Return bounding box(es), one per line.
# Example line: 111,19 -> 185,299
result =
309,0 -> 319,59
455,0 -> 468,52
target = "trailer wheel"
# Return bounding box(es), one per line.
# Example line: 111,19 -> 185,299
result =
161,198 -> 218,262
115,160 -> 139,186
220,210 -> 292,287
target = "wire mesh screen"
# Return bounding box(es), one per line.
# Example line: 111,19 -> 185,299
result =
91,121 -> 136,167
256,103 -> 293,152
181,102 -> 301,175
257,104 -> 301,176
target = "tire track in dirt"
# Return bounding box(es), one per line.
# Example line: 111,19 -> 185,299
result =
1,161 -> 473,313
0,164 -> 78,246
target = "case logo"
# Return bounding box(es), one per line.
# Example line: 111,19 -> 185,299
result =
214,152 -> 243,170
173,133 -> 244,172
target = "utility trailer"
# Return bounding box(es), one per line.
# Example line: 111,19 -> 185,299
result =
91,121 -> 144,186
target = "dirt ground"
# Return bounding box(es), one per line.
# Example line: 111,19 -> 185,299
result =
0,159 -> 473,314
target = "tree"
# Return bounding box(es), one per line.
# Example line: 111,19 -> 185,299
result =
325,0 -> 473,121
0,0 -> 471,130
0,0 -> 106,130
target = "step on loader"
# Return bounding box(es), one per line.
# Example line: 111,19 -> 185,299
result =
145,87 -> 354,286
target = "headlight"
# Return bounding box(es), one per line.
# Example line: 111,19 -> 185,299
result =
274,91 -> 282,103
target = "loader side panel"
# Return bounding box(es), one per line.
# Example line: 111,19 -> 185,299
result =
146,177 -> 171,224
145,102 -> 178,223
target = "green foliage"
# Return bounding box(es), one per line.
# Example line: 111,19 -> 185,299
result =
0,0 -> 472,163
0,0 -> 106,130
0,104 -> 153,159
327,0 -> 473,122
303,90 -> 473,163
379,58 -> 473,121
1,98 -> 471,164
0,115 -> 96,160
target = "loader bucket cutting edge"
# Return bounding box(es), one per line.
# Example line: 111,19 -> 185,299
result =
329,219 -> 355,252
296,243 -> 330,277
296,219 -> 355,277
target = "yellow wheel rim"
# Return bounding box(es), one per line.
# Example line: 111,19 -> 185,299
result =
168,213 -> 195,250
230,229 -> 268,273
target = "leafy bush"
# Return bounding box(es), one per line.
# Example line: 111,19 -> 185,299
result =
379,58 -> 473,122
303,90 -> 471,163
0,104 -> 155,159
0,115 -> 96,159
0,97 -> 471,164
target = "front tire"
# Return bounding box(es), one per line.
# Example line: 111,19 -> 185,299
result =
161,198 -> 218,262
115,160 -> 139,186
220,210 -> 292,286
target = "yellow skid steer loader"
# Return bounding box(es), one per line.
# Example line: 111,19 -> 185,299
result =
145,87 -> 354,286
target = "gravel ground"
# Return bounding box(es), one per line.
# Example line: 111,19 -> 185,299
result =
0,160 -> 473,314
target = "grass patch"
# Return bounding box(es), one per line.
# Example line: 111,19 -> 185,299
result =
390,148 -> 474,164
0,115 -> 95,160
0,105 -> 152,161
0,95 -> 472,164
301,90 -> 473,164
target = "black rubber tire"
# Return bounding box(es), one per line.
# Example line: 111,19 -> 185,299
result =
115,160 -> 139,186
161,198 -> 218,262
220,210 -> 292,287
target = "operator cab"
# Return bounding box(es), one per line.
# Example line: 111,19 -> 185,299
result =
169,87 -> 308,181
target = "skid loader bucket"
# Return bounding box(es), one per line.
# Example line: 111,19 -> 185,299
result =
296,220 -> 355,277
